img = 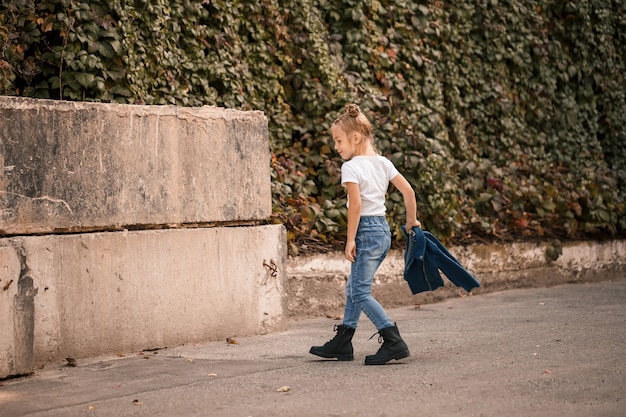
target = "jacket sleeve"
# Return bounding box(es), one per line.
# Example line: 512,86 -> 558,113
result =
424,231 -> 480,292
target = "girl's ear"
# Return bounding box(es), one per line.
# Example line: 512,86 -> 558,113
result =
352,132 -> 361,143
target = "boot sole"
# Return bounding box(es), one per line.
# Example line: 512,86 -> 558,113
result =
309,348 -> 354,361
364,350 -> 410,365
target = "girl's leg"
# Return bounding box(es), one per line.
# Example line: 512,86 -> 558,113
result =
342,217 -> 393,331
341,280 -> 362,328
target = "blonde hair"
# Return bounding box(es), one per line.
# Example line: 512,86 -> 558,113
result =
332,103 -> 374,142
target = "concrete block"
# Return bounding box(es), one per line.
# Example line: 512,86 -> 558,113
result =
1,245 -> 34,377
0,224 -> 286,372
0,97 -> 270,235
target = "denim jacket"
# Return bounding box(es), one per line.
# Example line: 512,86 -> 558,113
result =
401,226 -> 480,295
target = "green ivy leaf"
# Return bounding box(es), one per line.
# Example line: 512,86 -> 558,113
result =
74,72 -> 95,88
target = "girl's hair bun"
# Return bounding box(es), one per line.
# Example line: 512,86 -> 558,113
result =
345,103 -> 361,118
332,102 -> 373,143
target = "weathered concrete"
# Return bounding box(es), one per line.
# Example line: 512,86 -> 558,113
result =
287,239 -> 626,318
0,97 -> 270,235
0,97 -> 286,379
0,245 -> 28,379
0,225 -> 286,377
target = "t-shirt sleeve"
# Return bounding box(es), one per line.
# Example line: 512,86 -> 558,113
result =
384,157 -> 400,181
341,162 -> 359,186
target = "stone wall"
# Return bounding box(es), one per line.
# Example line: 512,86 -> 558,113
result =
0,97 -> 286,378
287,239 -> 626,319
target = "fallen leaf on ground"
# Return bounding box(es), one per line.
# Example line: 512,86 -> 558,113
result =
276,386 -> 290,392
226,338 -> 239,345
132,399 -> 143,405
545,369 -> 552,374
207,373 -> 218,377
66,357 -> 77,367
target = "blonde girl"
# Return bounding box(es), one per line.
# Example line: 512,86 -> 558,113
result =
310,104 -> 421,365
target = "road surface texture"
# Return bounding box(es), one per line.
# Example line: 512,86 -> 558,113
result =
1,279 -> 624,417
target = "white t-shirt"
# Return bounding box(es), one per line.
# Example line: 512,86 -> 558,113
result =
341,155 -> 399,216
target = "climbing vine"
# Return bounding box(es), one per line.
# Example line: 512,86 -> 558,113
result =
2,0 -> 625,254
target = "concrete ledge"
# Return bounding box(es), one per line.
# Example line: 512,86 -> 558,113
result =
287,239 -> 626,319
0,97 -> 270,235
0,224 -> 286,377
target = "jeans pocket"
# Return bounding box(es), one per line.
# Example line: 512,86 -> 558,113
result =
356,231 -> 390,259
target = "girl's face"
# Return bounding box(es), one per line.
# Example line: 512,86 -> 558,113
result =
331,125 -> 357,160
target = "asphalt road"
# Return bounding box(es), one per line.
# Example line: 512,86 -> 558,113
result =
1,279 -> 625,417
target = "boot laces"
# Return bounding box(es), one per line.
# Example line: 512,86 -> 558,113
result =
368,331 -> 383,344
326,324 -> 347,343
368,331 -> 386,355
321,326 -> 340,347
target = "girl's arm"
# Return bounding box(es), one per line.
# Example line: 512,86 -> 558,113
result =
344,182 -> 362,262
390,173 -> 421,231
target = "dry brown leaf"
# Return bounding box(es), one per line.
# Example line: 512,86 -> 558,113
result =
276,386 -> 290,392
226,338 -> 239,345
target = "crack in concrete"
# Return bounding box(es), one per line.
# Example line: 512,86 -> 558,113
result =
0,191 -> 73,214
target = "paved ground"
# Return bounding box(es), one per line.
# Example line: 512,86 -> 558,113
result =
1,279 -> 625,417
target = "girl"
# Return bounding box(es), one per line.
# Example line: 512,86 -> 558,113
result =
310,104 -> 421,365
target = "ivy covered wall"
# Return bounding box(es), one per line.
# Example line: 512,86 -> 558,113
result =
2,0 -> 625,253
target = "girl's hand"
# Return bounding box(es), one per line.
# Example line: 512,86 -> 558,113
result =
345,239 -> 356,263
406,220 -> 421,233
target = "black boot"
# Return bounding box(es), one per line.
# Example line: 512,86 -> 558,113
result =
364,324 -> 410,365
309,324 -> 355,361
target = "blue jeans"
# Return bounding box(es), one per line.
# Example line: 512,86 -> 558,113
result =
342,216 -> 394,331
